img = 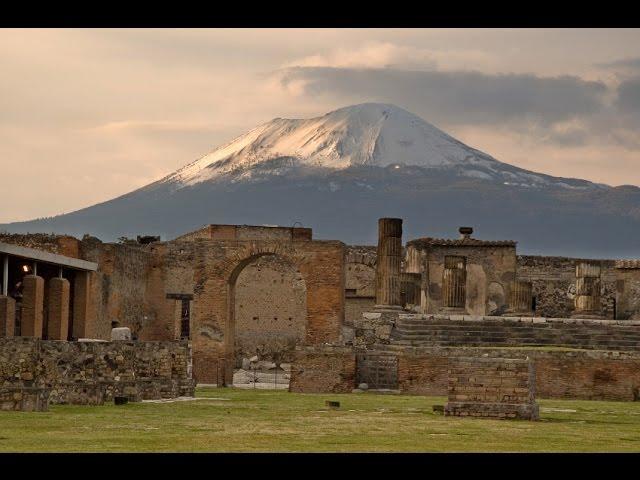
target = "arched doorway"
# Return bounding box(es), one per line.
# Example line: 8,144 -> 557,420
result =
227,253 -> 307,388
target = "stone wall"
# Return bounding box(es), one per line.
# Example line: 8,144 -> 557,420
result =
616,265 -> 640,320
344,246 -> 377,329
0,233 -> 81,258
0,337 -> 194,405
0,386 -> 50,411
517,255 -> 617,319
444,356 -> 539,420
289,345 -> 356,393
79,241 -> 154,340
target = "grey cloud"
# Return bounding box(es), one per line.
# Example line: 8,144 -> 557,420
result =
616,77 -> 640,112
279,67 -> 608,128
598,57 -> 640,70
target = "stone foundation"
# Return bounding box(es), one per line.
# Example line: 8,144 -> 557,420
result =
444,356 -> 539,420
0,386 -> 50,411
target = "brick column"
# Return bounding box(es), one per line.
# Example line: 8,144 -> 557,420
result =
375,218 -> 403,309
0,295 -> 16,337
73,271 -> 92,339
573,261 -> 603,318
21,275 -> 44,337
47,277 -> 70,340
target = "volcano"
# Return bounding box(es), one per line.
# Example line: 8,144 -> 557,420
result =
3,103 -> 639,257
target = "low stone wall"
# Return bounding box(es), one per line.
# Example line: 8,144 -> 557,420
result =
373,345 -> 640,401
0,337 -> 195,406
0,386 -> 50,411
289,345 -> 356,393
444,356 -> 539,420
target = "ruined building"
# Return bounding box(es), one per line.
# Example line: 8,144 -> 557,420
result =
2,219 -> 640,401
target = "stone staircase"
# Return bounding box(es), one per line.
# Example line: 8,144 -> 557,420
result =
390,316 -> 640,351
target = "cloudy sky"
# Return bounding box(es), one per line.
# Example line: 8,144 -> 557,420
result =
2,28 -> 640,223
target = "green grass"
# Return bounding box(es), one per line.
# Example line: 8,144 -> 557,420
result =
1,387 -> 640,452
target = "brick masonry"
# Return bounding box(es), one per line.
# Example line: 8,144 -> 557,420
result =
21,275 -> 44,338
390,313 -> 640,352
444,356 -> 539,420
289,345 -> 356,393
47,277 -> 70,340
234,255 -> 307,366
384,345 -> 640,401
0,296 -> 15,337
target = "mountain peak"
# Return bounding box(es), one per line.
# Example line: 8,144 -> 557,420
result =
167,103 -> 505,187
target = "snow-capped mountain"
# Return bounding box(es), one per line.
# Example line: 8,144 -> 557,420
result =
163,103 -> 597,191
2,103 -> 639,257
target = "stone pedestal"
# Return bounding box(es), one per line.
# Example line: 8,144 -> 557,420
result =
0,295 -> 15,337
21,275 -> 44,338
47,277 -> 70,340
573,262 -> 604,319
111,327 -> 132,341
375,218 -> 403,310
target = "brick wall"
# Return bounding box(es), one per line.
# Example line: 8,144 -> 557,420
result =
444,356 -> 538,420
289,346 -> 356,393
377,345 -> 640,401
234,255 -> 307,365
390,314 -> 640,352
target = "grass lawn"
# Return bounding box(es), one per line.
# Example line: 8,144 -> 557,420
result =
1,387 -> 640,452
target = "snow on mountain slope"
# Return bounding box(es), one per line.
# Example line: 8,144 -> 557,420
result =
165,103 -> 593,190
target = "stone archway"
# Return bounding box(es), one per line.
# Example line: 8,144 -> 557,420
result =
225,250 -> 308,386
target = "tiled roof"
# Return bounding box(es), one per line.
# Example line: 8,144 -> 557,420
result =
407,237 -> 517,248
615,259 -> 640,269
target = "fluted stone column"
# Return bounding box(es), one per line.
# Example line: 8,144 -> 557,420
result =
0,295 -> 15,337
442,256 -> 467,312
508,280 -> 533,316
47,277 -> 70,340
573,261 -> 603,318
375,218 -> 403,310
21,275 -> 44,337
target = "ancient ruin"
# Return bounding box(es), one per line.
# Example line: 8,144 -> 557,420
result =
2,217 -> 640,413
